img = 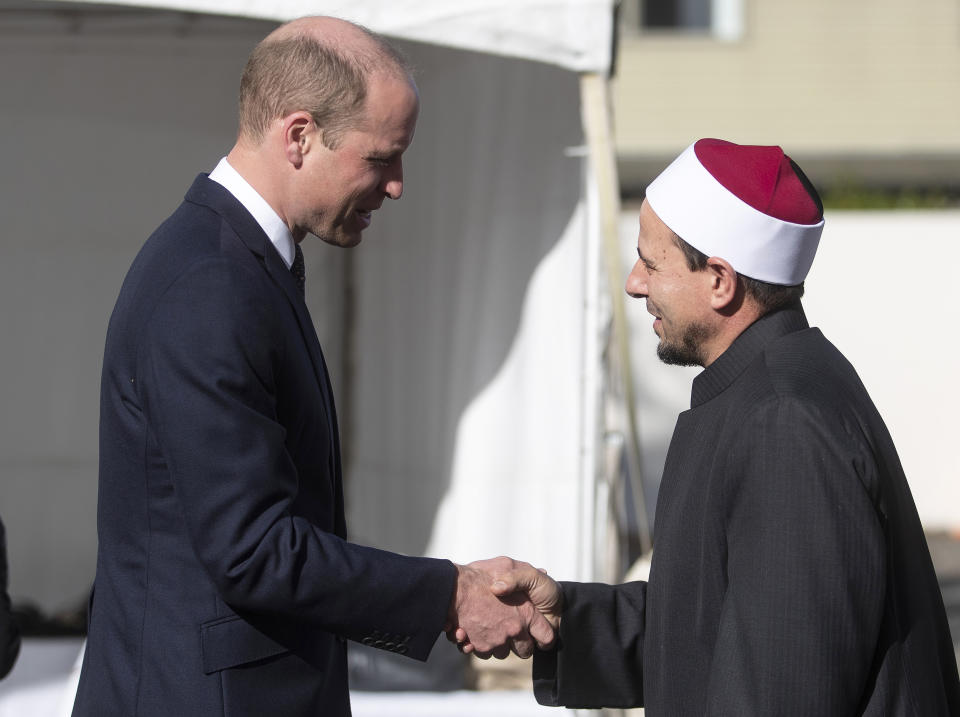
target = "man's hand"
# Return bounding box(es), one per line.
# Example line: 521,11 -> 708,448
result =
445,556 -> 561,660
489,559 -> 563,629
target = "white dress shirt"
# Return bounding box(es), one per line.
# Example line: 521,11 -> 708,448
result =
208,157 -> 296,269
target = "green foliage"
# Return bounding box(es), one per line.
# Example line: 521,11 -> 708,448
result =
821,181 -> 960,210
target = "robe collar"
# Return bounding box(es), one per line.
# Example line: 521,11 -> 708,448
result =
690,303 -> 809,408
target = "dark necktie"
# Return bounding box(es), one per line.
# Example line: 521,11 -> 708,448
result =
291,244 -> 305,297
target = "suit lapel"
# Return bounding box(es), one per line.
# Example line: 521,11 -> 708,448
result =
185,175 -> 346,536
260,248 -> 347,539
184,175 -> 330,397
260,243 -> 340,419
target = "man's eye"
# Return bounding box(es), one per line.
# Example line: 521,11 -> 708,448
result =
368,157 -> 391,167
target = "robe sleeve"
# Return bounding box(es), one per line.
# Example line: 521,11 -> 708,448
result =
706,395 -> 886,713
533,580 -> 647,708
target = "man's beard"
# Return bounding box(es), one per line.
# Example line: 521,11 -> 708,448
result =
656,321 -> 712,367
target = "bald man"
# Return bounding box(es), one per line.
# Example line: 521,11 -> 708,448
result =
72,18 -> 551,717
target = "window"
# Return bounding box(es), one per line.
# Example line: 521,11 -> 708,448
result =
622,0 -> 744,41
643,0 -> 711,31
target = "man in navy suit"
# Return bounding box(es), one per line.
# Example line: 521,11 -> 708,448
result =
72,17 -> 552,717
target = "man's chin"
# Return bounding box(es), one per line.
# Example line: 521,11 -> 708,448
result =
656,342 -> 699,367
656,334 -> 707,367
314,229 -> 363,248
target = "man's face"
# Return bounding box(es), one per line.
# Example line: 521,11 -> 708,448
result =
625,200 -> 716,367
292,73 -> 420,247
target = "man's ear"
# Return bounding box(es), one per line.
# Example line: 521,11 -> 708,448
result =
705,256 -> 739,311
281,111 -> 314,168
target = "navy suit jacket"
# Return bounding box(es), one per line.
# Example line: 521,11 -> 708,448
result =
73,175 -> 457,717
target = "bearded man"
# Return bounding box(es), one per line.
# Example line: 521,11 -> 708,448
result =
465,139 -> 960,715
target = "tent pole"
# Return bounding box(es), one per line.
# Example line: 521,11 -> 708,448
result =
579,72 -> 652,565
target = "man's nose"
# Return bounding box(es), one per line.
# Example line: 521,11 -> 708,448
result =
625,262 -> 648,299
383,161 -> 403,200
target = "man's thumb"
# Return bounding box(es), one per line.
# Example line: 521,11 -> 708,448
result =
491,566 -> 540,596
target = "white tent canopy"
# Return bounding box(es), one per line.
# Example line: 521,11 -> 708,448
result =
0,0 -> 636,623
58,0 -> 616,73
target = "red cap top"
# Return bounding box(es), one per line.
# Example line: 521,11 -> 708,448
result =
693,139 -> 822,225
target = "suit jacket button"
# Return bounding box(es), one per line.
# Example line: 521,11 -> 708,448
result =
384,642 -> 396,651
361,637 -> 375,646
397,645 -> 408,655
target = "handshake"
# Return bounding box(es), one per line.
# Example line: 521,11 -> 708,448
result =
444,557 -> 563,660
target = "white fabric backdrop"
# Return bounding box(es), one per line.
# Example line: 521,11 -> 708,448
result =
343,42 -> 595,580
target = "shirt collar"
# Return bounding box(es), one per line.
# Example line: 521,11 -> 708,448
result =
690,304 -> 810,408
208,157 -> 296,269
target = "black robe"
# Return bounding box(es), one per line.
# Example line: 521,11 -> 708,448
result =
534,305 -> 960,715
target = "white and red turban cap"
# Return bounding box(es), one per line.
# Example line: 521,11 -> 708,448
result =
645,138 -> 825,285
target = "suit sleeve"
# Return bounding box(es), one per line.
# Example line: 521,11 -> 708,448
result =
533,580 -> 647,708
139,257 -> 456,660
0,517 -> 20,679
706,396 -> 885,713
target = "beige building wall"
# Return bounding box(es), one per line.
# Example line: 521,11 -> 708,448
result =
613,0 -> 960,187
